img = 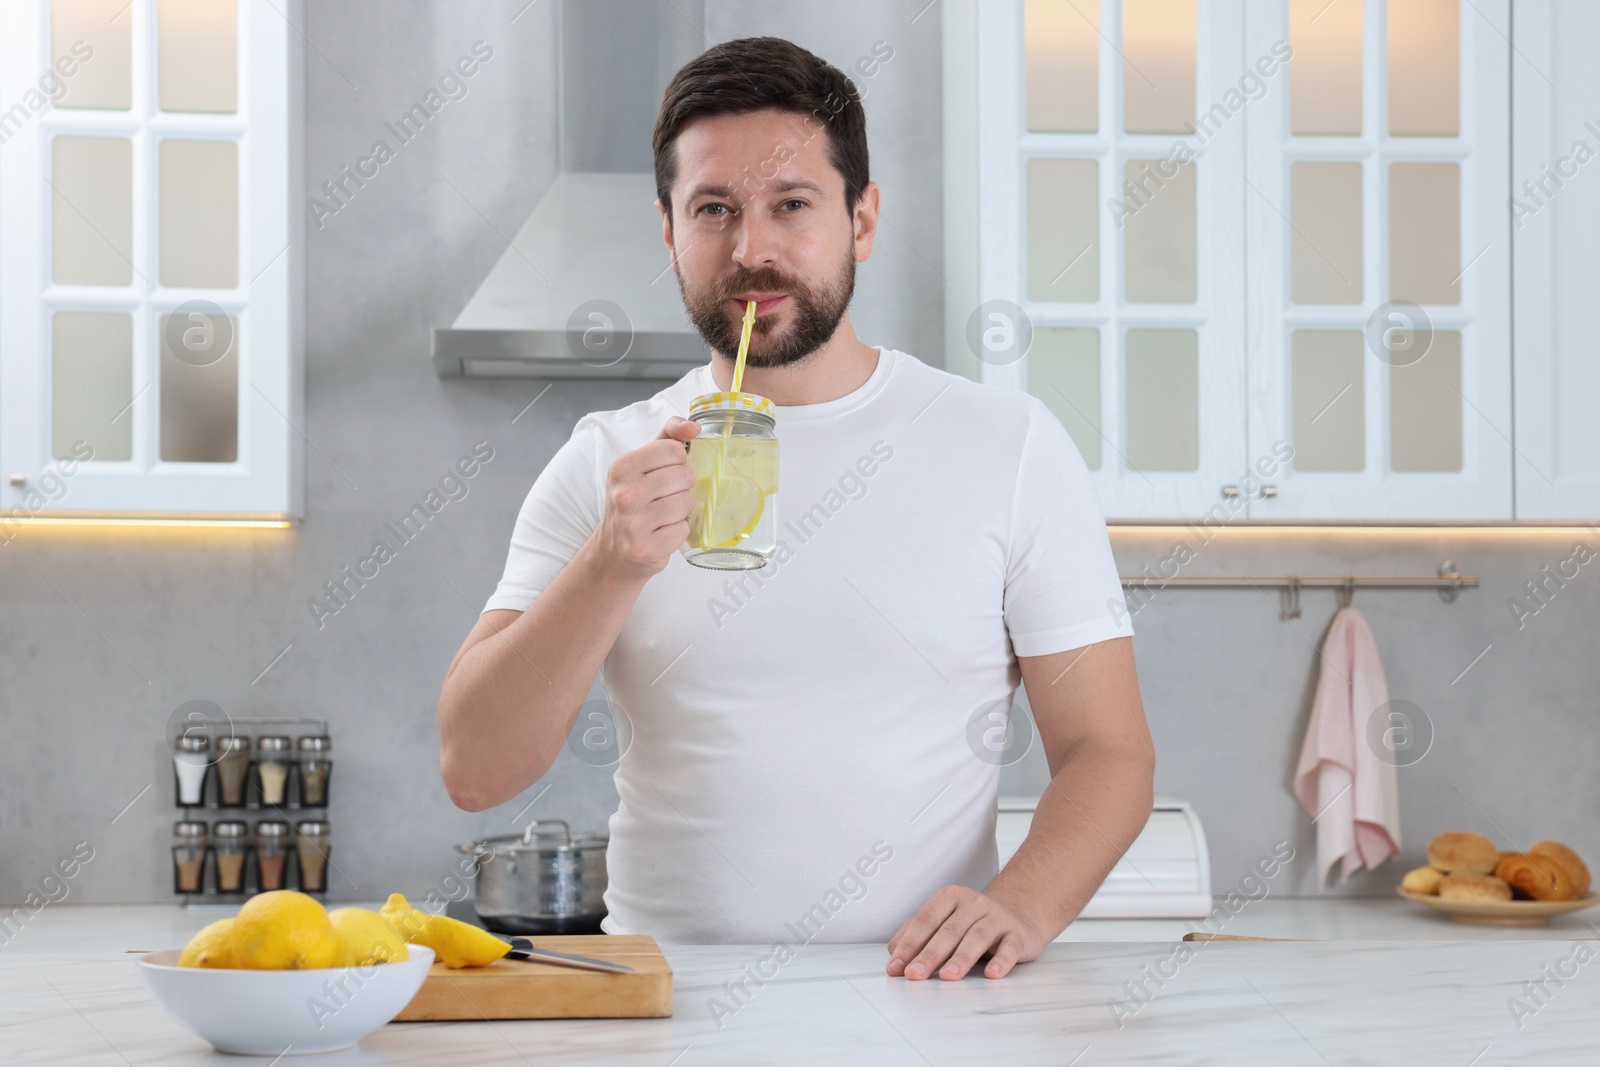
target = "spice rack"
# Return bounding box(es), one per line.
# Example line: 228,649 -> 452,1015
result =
170,716 -> 333,905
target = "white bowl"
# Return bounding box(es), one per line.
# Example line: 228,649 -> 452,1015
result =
136,945 -> 435,1056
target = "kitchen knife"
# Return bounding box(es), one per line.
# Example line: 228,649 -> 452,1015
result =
503,937 -> 637,974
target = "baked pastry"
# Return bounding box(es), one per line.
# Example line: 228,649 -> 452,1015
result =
1427,831 -> 1499,874
1400,866 -> 1444,894
1496,852 -> 1574,901
1439,871 -> 1513,902
1530,840 -> 1591,897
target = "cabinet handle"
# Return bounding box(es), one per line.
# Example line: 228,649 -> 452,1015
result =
1259,484 -> 1278,499
1221,484 -> 1240,499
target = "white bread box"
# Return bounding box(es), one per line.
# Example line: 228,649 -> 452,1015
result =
996,795 -> 1212,919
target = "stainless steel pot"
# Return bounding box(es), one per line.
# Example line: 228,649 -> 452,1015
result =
457,819 -> 609,935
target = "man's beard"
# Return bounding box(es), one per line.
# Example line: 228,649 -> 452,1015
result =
677,247 -> 856,371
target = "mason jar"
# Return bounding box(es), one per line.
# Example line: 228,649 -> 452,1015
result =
679,392 -> 778,571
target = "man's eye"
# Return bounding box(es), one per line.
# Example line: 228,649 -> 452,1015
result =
698,203 -> 729,217
780,199 -> 806,211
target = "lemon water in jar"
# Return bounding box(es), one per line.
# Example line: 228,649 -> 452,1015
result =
680,392 -> 778,570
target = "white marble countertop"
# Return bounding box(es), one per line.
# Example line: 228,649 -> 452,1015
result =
4,901 -> 1599,1064
7,897 -> 1600,955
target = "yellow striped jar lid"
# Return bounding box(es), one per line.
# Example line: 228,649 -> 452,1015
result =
688,391 -> 775,417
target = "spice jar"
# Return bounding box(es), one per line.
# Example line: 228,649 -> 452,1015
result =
213,820 -> 249,893
173,733 -> 211,807
295,821 -> 331,894
214,736 -> 251,808
296,736 -> 332,807
680,392 -> 779,571
254,820 -> 291,892
255,736 -> 291,807
172,821 -> 208,894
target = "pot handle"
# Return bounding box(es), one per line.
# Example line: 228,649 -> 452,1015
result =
521,818 -> 573,847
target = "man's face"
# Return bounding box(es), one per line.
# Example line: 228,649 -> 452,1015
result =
659,108 -> 864,369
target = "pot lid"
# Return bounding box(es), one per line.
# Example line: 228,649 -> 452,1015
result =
458,818 -> 607,854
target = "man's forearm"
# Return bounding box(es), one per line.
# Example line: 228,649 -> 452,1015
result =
438,535 -> 644,810
984,739 -> 1156,938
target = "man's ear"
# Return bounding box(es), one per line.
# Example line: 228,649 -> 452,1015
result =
851,181 -> 881,260
655,198 -> 674,253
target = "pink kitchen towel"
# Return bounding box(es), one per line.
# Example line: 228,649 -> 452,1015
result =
1292,606 -> 1402,888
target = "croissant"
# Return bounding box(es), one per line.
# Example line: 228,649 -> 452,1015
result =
1530,840 -> 1591,897
1494,852 -> 1574,901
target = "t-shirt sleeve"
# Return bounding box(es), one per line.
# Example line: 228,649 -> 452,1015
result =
482,421 -> 606,614
1002,398 -> 1134,657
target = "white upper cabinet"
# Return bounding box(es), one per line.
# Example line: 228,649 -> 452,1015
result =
1510,0 -> 1600,520
1244,0 -> 1511,520
0,0 -> 303,520
948,0 -> 1534,521
974,0 -> 1251,520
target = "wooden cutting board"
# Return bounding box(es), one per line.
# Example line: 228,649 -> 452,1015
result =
393,935 -> 672,1021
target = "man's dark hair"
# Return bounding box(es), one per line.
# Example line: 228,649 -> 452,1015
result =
652,37 -> 869,225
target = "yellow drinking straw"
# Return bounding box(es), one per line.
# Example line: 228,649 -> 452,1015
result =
703,300 -> 757,547
731,299 -> 756,396
724,299 -> 757,438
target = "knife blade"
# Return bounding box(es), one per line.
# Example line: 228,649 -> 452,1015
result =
502,938 -> 636,974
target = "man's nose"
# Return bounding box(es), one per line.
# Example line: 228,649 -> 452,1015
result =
730,205 -> 781,270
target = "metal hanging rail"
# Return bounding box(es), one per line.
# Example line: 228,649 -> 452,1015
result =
1119,562 -> 1478,618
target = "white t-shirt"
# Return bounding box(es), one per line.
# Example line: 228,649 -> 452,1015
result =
484,347 -> 1132,944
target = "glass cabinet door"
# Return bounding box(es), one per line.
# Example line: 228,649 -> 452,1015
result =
0,0 -> 300,519
1243,0 -> 1512,519
971,0 -> 1511,521
984,0 -> 1249,520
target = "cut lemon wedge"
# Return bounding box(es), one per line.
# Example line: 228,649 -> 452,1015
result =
687,436 -> 773,549
690,472 -> 764,548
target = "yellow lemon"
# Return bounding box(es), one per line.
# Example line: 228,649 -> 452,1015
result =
177,918 -> 238,969
707,474 -> 763,547
376,892 -> 507,967
420,913 -> 512,969
230,890 -> 339,970
688,472 -> 763,549
378,892 -> 430,943
329,907 -> 409,967
686,437 -> 775,550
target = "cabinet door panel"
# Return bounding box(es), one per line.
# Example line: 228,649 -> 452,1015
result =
1243,0 -> 1511,520
983,0 -> 1249,520
1511,0 -> 1600,519
0,0 -> 301,518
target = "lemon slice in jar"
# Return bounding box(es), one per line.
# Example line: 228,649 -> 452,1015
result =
690,472 -> 764,548
686,435 -> 771,549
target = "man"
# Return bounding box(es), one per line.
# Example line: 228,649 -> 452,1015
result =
439,37 -> 1154,982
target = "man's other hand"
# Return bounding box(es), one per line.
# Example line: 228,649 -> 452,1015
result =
885,884 -> 1048,980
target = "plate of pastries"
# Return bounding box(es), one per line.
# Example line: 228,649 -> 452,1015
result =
1396,831 -> 1598,925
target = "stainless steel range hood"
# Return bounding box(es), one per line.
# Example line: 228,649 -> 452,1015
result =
434,0 -> 708,379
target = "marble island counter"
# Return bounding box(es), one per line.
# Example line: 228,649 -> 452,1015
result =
4,903 -> 1598,1065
